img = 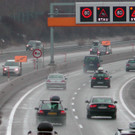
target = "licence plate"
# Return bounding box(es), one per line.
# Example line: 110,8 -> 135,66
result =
48,112 -> 57,115
97,82 -> 103,84
98,106 -> 107,109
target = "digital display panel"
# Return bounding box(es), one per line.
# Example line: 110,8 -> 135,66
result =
80,7 -> 93,22
97,7 -> 110,22
129,6 -> 135,22
113,6 -> 126,21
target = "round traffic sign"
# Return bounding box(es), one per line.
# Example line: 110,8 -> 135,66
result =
82,8 -> 92,18
33,49 -> 42,58
114,8 -> 125,18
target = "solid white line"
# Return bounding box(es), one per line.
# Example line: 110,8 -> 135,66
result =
119,76 -> 135,119
6,82 -> 44,135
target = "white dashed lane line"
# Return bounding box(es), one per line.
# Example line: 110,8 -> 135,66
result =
74,92 -> 77,95
75,116 -> 79,119
72,109 -> 75,112
79,124 -> 83,129
72,97 -> 75,100
77,88 -> 81,90
71,102 -> 75,105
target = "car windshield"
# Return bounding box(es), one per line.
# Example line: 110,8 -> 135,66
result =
94,73 -> 108,77
84,56 -> 98,63
49,74 -> 64,80
92,98 -> 113,103
5,62 -> 19,66
41,103 -> 63,110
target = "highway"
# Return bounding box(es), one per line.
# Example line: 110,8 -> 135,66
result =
0,43 -> 135,135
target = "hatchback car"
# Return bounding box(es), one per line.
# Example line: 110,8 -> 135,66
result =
83,55 -> 102,72
2,60 -> 22,76
35,96 -> 67,125
126,59 -> 135,72
90,71 -> 111,88
85,96 -> 117,119
46,73 -> 67,89
26,40 -> 44,51
115,129 -> 135,135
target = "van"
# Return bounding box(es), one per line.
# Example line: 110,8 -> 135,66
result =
83,55 -> 102,72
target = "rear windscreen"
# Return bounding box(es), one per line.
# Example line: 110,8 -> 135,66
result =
84,57 -> 99,63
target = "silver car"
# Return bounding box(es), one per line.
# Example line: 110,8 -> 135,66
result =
46,73 -> 67,89
2,60 -> 22,76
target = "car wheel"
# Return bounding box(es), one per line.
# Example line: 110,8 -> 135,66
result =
3,73 -> 6,76
126,69 -> 129,72
91,84 -> 93,88
87,114 -> 91,119
107,84 -> 110,88
112,114 -> 116,119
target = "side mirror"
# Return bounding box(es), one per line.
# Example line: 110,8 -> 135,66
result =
110,76 -> 112,78
85,100 -> 89,103
27,131 -> 32,135
35,107 -> 39,110
64,108 -> 68,111
114,101 -> 117,104
54,131 -> 58,135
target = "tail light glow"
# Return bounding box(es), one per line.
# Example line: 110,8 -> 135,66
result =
47,80 -> 51,82
61,110 -> 66,114
92,77 -> 96,80
108,105 -> 115,108
90,49 -> 92,51
126,64 -> 130,66
104,77 -> 109,80
61,80 -> 65,83
38,110 -> 44,114
3,67 -> 7,71
90,104 -> 97,108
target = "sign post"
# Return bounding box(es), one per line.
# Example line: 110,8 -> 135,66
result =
32,49 -> 42,70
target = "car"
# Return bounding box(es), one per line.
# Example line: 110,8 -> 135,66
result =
97,45 -> 112,55
90,68 -> 111,88
83,55 -> 102,72
35,96 -> 67,125
27,121 -> 58,135
2,60 -> 22,76
115,129 -> 135,135
89,40 -> 101,54
26,40 -> 44,51
85,96 -> 117,119
46,73 -> 67,89
129,121 -> 135,129
126,59 -> 135,72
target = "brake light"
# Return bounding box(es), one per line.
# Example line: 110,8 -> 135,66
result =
61,80 -> 65,82
26,44 -> 29,47
14,68 -> 19,71
92,77 -> 96,80
104,77 -> 109,80
97,64 -> 100,67
3,67 -> 7,71
47,80 -> 51,82
61,110 -> 66,114
97,51 -> 100,54
106,51 -> 109,54
89,49 -> 92,51
90,104 -> 97,108
108,105 -> 115,108
38,110 -> 44,114
126,64 -> 130,66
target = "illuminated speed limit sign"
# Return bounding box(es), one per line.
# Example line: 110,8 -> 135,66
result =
33,49 -> 42,58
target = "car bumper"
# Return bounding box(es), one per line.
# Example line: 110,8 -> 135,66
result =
91,81 -> 110,86
46,83 -> 66,89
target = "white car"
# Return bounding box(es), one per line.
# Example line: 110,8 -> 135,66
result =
46,73 -> 67,89
2,60 -> 22,76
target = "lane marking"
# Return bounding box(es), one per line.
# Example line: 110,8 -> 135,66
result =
75,116 -> 79,119
72,97 -> 75,100
6,82 -> 44,135
77,88 -> 81,91
72,109 -> 75,112
74,92 -> 77,95
71,103 -> 75,105
83,83 -> 86,86
120,76 -> 135,119
79,124 -> 83,128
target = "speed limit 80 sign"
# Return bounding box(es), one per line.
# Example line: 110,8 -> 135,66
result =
33,49 -> 42,58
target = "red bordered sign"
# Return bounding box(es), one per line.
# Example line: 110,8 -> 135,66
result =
33,49 -> 42,58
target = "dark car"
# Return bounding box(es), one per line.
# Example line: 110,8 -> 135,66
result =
97,45 -> 112,56
89,40 -> 101,54
26,40 -> 44,51
115,129 -> 135,135
35,96 -> 67,125
126,59 -> 135,72
27,121 -> 58,135
90,70 -> 111,88
83,55 -> 102,72
85,96 -> 117,119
